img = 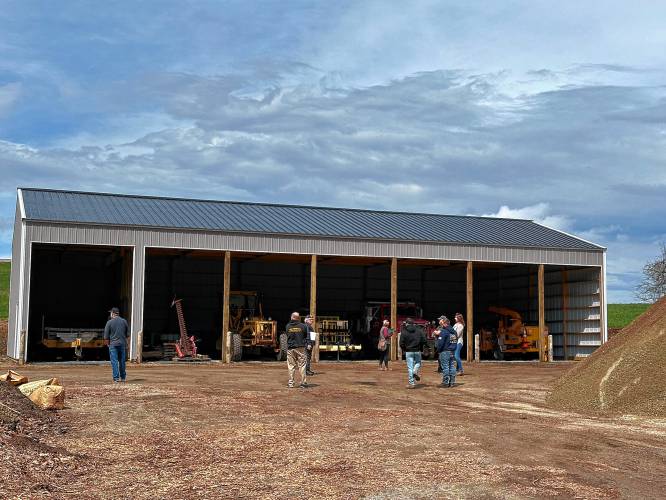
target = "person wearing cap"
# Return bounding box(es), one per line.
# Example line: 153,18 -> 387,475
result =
436,315 -> 458,387
304,315 -> 316,376
284,312 -> 310,388
104,307 -> 130,383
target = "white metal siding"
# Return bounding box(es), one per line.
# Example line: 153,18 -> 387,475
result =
7,201 -> 22,359
25,222 -> 604,267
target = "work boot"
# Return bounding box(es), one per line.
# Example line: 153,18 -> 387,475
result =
414,372 -> 421,382
306,370 -> 315,376
299,382 -> 309,389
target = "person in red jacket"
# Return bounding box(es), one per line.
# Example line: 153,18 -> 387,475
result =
377,319 -> 393,371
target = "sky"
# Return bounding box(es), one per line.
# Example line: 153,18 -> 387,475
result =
0,1 -> 664,301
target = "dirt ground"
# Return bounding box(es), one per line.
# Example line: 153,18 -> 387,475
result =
1,360 -> 665,499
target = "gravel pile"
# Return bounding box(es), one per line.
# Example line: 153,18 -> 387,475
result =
548,296 -> 666,417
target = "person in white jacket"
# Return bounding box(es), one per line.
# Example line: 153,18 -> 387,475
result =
453,313 -> 465,375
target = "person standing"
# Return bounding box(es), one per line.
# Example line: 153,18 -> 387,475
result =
453,313 -> 465,376
304,315 -> 316,376
436,315 -> 458,387
285,312 -> 309,388
399,318 -> 426,388
377,319 -> 393,371
104,307 -> 129,383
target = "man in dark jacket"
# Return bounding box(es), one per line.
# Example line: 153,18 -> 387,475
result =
104,307 -> 129,383
285,312 -> 310,388
399,318 -> 426,388
436,315 -> 458,387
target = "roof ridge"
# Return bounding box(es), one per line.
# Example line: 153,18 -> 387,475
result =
18,186 -> 534,223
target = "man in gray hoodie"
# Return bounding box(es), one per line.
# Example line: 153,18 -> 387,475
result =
104,307 -> 129,383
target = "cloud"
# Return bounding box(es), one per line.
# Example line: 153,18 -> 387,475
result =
0,82 -> 21,117
480,203 -> 571,231
1,2 -> 666,300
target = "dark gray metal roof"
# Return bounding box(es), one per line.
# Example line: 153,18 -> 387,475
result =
19,188 -> 603,251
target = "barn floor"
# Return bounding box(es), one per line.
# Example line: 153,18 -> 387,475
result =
2,361 -> 665,499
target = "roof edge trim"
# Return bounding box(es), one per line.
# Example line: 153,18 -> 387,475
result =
17,188 -> 25,220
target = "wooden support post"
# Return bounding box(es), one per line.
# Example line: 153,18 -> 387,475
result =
136,330 -> 143,364
18,330 -> 26,365
538,264 -> 546,362
391,257 -> 398,361
310,255 -> 319,363
466,261 -> 474,362
222,251 -> 231,363
562,269 -> 569,360
474,333 -> 480,362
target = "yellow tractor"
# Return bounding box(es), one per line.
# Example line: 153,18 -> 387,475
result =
479,307 -> 543,360
227,291 -> 286,361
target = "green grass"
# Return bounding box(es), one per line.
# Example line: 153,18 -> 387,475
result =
607,303 -> 650,329
0,261 -> 9,320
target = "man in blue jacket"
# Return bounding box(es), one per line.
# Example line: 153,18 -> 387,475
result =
436,315 -> 458,387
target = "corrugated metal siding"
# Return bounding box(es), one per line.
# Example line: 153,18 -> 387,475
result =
7,201 -> 22,358
21,188 -> 603,251
25,222 -> 604,267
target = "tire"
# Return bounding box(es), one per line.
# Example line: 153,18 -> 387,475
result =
231,333 -> 243,362
276,333 -> 288,361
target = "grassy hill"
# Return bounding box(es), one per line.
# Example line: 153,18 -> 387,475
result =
0,260 -> 653,327
607,303 -> 650,329
0,261 -> 9,320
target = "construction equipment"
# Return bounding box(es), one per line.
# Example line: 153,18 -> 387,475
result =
227,291 -> 285,361
171,298 -> 198,358
316,317 -> 361,359
479,306 -> 544,360
41,316 -> 105,360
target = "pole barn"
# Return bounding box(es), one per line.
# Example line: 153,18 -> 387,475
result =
7,188 -> 607,364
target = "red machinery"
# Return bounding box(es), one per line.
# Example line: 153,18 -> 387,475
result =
363,301 -> 437,357
171,298 -> 197,358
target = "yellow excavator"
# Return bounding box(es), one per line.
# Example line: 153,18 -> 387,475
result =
479,307 -> 543,360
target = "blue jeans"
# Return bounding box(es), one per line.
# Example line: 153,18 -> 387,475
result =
439,350 -> 456,386
109,343 -> 127,381
405,352 -> 422,386
454,342 -> 464,373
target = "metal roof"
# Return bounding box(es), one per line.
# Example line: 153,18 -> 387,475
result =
19,188 -> 603,251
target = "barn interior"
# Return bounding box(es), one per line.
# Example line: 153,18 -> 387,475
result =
27,243 -> 133,361
25,245 -> 600,362
141,250 -> 471,360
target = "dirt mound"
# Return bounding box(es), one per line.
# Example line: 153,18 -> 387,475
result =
1,381 -> 72,497
548,296 -> 666,417
0,380 -> 60,433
